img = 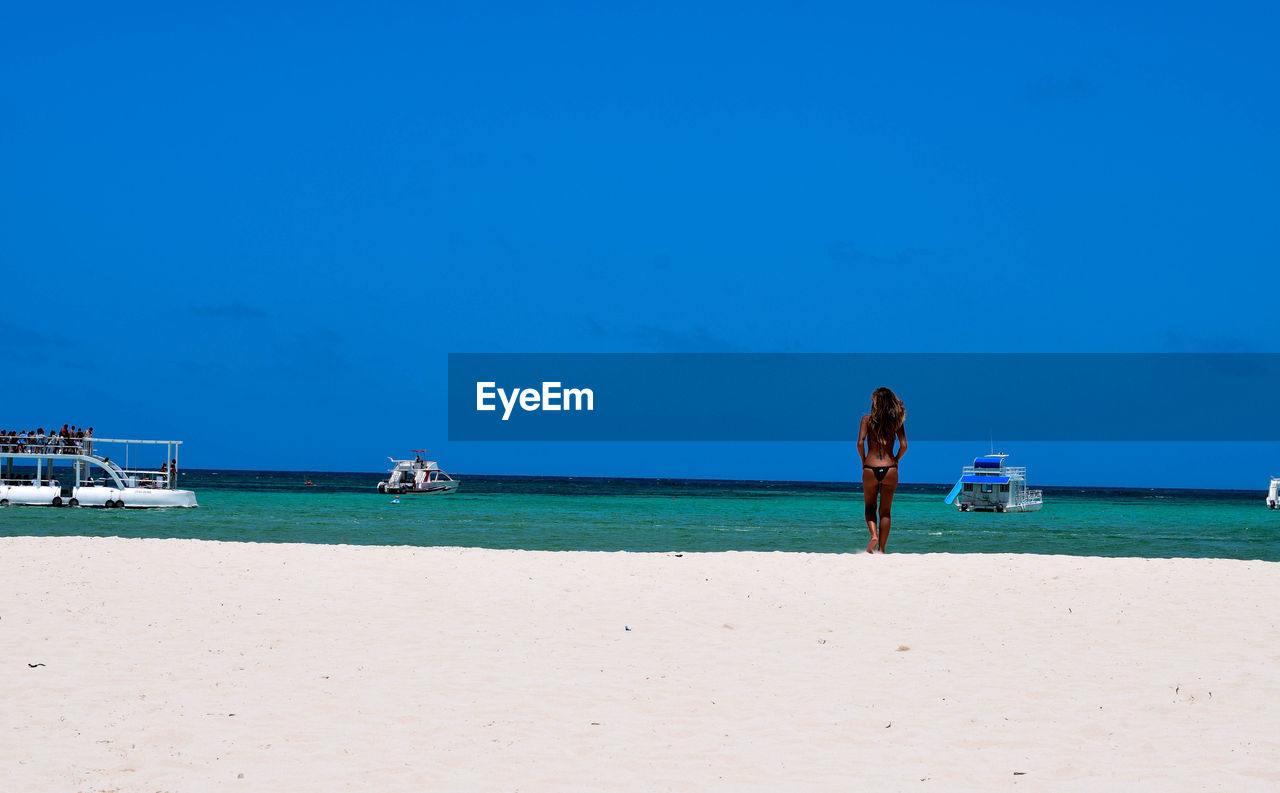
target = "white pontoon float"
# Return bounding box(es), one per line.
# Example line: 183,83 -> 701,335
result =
0,437 -> 197,508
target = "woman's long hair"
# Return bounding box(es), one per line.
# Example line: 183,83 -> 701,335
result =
868,387 -> 905,445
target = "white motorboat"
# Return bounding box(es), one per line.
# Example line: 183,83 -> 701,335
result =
0,436 -> 197,508
1268,477 -> 1279,509
944,453 -> 1043,513
377,452 -> 459,495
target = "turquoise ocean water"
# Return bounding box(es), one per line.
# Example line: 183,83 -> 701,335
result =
1,470 -> 1276,560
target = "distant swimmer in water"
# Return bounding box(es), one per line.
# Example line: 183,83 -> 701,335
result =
391,495 -> 401,504
304,479 -> 315,486
858,386 -> 907,554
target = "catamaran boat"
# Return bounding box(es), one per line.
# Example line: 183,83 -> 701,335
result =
0,437 -> 197,508
376,452 -> 459,495
1268,477 -> 1279,509
944,453 -> 1043,513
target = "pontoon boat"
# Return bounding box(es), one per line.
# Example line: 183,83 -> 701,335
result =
0,437 -> 197,508
945,453 -> 1043,513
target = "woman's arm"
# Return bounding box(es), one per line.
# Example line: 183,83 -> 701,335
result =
857,415 -> 868,465
895,424 -> 908,463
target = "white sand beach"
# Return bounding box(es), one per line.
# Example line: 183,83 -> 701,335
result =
2,536 -> 1277,791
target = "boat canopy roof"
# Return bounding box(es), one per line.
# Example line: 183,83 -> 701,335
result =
962,475 -> 1010,484
973,455 -> 1007,468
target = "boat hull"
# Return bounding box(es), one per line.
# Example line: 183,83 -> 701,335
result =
377,477 -> 460,495
956,500 -> 1043,513
396,481 -> 459,495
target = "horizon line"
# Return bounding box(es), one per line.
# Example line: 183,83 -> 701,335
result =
179,468 -> 1274,495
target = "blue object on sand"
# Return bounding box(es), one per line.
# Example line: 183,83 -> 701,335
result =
944,478 -> 964,505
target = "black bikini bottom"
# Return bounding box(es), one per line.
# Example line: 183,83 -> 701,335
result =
864,464 -> 897,482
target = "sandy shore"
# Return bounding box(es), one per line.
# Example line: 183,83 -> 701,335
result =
1,537 -> 1277,791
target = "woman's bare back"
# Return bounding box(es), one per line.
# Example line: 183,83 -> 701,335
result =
860,414 -> 897,465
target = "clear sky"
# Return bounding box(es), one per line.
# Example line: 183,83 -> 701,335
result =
2,1 -> 1277,488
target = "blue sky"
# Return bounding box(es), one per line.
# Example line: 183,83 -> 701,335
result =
2,1 -> 1277,487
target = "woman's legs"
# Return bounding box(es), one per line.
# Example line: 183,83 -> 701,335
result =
862,468 -> 881,553
877,468 -> 899,552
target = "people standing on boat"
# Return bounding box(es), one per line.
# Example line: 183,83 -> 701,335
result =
858,386 -> 908,553
3,430 -> 31,452
0,424 -> 98,454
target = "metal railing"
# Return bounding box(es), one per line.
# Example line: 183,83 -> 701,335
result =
962,465 -> 1028,479
0,439 -> 91,455
1017,488 -> 1044,505
0,437 -> 183,454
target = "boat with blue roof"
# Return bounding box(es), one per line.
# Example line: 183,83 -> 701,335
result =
944,453 -> 1043,513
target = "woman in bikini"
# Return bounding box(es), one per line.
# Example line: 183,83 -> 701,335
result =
859,387 -> 907,553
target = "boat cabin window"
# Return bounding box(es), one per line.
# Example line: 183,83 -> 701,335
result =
981,484 -> 993,493
1,462 -> 38,486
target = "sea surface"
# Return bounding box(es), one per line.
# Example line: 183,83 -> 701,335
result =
2,470 -> 1277,560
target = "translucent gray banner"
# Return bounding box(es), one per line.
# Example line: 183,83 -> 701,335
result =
448,354 -> 1280,441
